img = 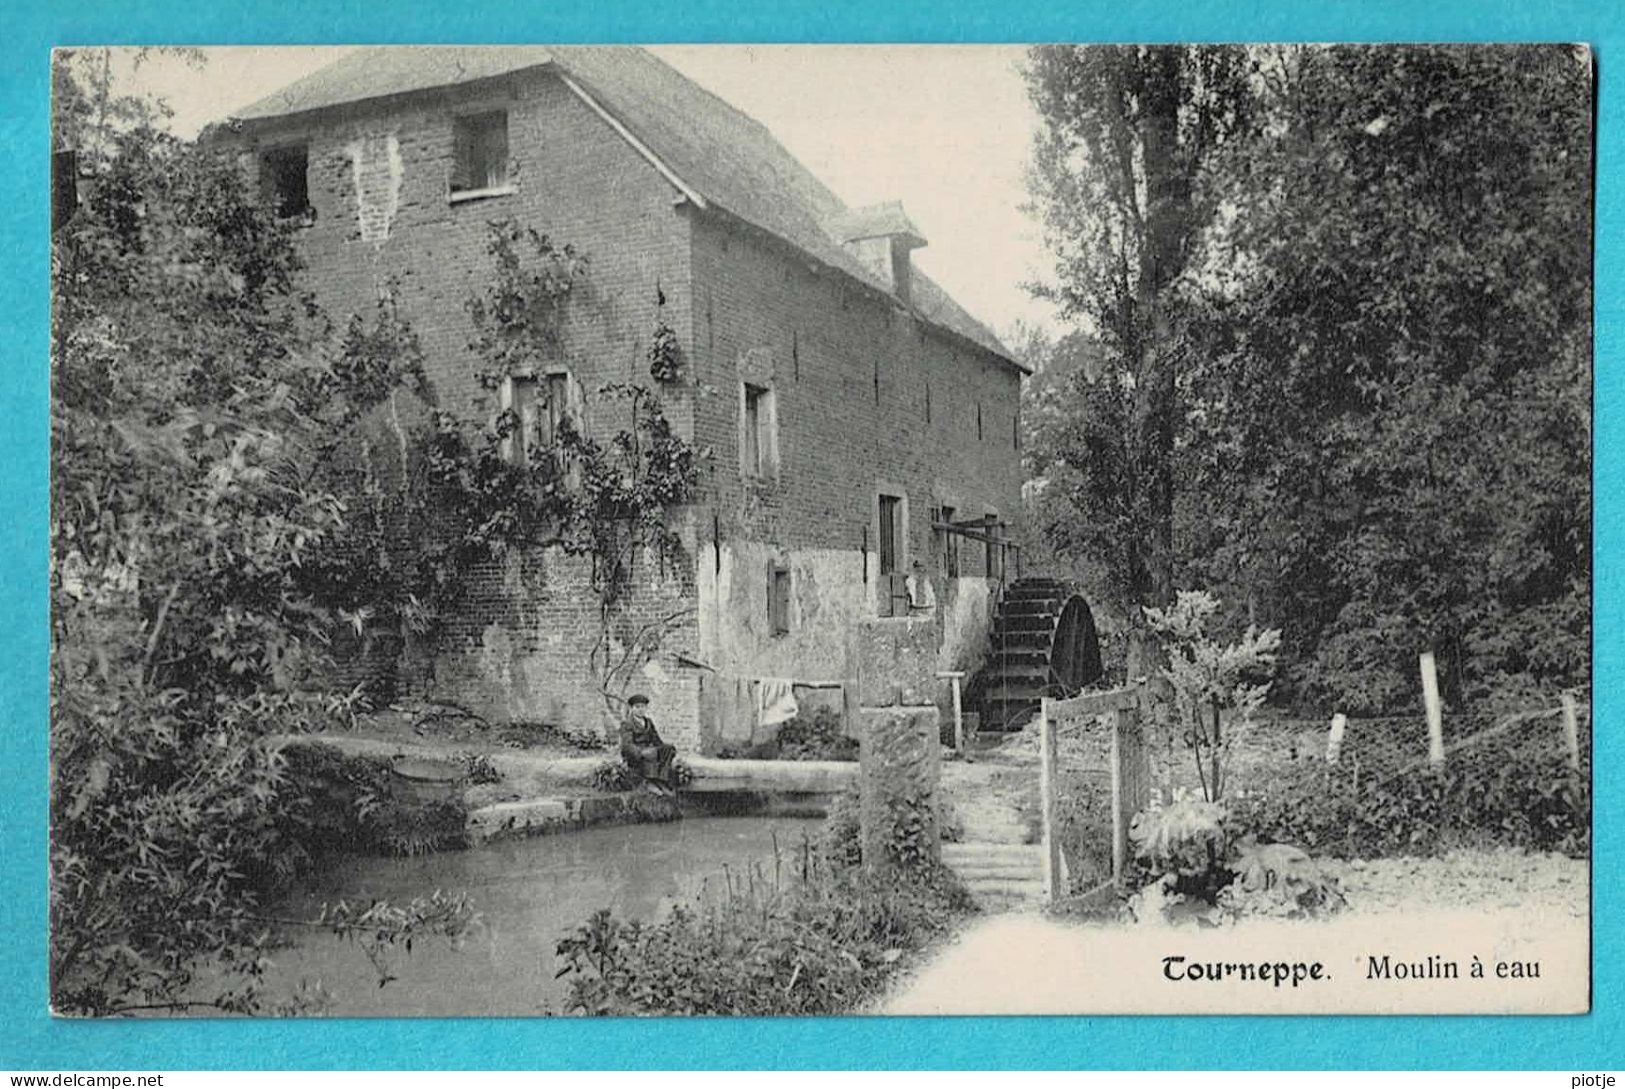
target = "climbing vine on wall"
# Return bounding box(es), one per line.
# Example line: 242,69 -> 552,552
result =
646,320 -> 683,383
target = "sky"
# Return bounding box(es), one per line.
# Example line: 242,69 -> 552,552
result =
106,44 -> 1061,338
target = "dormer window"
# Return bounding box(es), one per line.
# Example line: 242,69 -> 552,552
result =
452,110 -> 510,196
259,144 -> 311,220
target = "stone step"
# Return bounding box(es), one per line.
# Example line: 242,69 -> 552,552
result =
957,877 -> 1046,903
944,842 -> 1043,859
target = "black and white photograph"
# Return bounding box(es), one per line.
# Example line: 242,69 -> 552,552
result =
48,42 -> 1592,1018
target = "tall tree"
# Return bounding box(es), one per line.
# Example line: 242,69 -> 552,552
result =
1024,45 -> 1257,672
50,56 -> 466,1015
1197,45 -> 1592,711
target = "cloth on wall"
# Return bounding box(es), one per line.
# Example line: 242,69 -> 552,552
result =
756,677 -> 799,730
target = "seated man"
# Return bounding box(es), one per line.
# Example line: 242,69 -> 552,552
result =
619,693 -> 677,793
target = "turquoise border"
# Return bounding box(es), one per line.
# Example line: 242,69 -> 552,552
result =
3,0 -> 1618,1070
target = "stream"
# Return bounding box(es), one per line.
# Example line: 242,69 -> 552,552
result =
262,815 -> 821,1016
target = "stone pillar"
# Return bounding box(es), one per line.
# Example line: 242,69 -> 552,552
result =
855,617 -> 942,871
859,704 -> 941,869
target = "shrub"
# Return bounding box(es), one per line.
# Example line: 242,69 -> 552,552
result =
554,839 -> 973,1016
1228,746 -> 1590,859
278,744 -> 468,858
818,788 -> 864,869
776,708 -> 860,761
1218,842 -> 1346,918
1053,773 -> 1116,893
457,751 -> 503,785
590,760 -> 640,793
1127,795 -> 1344,924
715,707 -> 858,762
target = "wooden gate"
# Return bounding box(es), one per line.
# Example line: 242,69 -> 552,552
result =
1038,683 -> 1151,902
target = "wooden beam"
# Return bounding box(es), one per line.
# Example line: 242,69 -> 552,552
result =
1049,686 -> 1139,717
1039,699 -> 1062,903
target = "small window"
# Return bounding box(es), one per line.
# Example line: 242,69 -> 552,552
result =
741,382 -> 777,479
259,144 -> 311,220
769,563 -> 792,635
938,505 -> 959,579
452,110 -> 509,194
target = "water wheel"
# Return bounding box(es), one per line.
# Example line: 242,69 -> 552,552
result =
971,578 -> 1103,732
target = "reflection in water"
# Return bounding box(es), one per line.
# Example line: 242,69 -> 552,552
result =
266,816 -> 820,1017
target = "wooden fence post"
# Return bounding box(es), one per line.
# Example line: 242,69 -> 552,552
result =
1327,712 -> 1347,765
1039,698 -> 1062,904
1560,692 -> 1581,771
1420,651 -> 1445,768
1110,704 -> 1132,887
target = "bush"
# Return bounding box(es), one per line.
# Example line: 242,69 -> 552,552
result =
715,707 -> 858,761
554,843 -> 973,1016
1228,746 -> 1590,859
1054,773 -> 1117,893
279,744 -> 467,858
1126,796 -> 1344,925
589,759 -> 640,793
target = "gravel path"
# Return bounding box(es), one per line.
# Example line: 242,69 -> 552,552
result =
880,850 -> 1589,1015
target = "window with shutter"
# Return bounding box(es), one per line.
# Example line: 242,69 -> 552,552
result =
769,564 -> 791,635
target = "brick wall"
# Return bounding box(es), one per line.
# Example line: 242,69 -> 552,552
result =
240,69 -> 704,742
686,213 -> 1024,715
239,67 -> 1021,749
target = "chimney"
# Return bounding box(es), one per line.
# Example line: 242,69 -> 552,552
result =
829,201 -> 928,305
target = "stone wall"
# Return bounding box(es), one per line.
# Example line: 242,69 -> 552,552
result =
855,617 -> 942,869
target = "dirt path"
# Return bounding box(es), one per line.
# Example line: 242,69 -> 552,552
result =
882,851 -> 1588,1015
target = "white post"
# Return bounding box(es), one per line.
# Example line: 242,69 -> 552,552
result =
1420,651 -> 1445,767
1327,712 -> 1347,765
936,670 -> 967,755
1560,692 -> 1581,771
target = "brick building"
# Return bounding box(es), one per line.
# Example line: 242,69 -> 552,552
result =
229,46 -> 1027,751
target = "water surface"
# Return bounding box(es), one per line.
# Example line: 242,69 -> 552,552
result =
266,816 -> 820,1016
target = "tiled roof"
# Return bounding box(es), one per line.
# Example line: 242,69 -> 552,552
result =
234,46 -> 1017,367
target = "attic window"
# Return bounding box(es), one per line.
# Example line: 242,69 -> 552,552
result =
259,144 -> 311,220
451,110 -> 510,196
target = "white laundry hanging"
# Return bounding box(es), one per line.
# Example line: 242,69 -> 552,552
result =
755,677 -> 799,730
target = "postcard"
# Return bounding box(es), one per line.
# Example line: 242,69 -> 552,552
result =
48,43 -> 1591,1017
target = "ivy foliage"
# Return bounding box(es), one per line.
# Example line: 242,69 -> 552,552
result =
318,220 -> 705,661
